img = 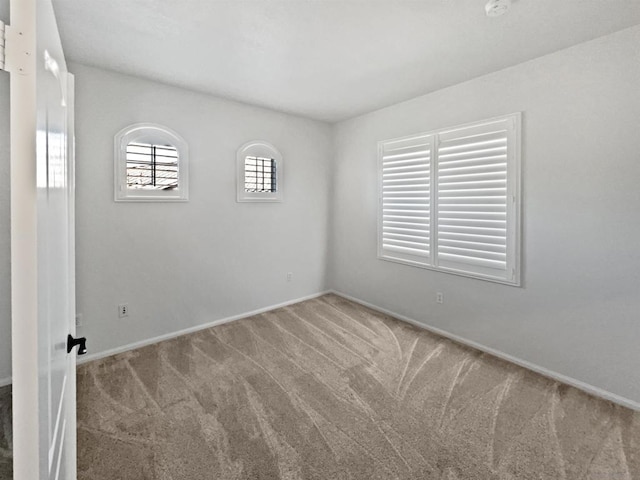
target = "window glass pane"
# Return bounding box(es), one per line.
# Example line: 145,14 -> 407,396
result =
244,156 -> 276,193
126,142 -> 179,190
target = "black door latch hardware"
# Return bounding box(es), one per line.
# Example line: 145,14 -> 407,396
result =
67,335 -> 87,355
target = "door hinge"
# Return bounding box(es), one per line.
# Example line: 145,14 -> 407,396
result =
2,23 -> 34,75
0,20 -> 5,71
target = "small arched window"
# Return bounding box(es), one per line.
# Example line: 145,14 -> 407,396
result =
236,141 -> 283,202
114,123 -> 189,202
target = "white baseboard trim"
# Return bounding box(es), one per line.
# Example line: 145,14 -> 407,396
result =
78,290 -> 331,366
0,376 -> 10,388
330,290 -> 640,412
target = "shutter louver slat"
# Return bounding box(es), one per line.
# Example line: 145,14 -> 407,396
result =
438,196 -> 505,205
439,220 -> 506,229
436,130 -> 507,149
439,180 -> 506,191
438,226 -> 506,237
439,162 -> 506,175
438,252 -> 506,270
384,205 -> 430,212
439,231 -> 506,245
384,245 -> 429,256
438,239 -> 506,253
440,210 -> 504,218
383,210 -> 429,218
384,171 -> 430,181
440,188 -> 506,196
384,233 -> 429,243
439,246 -> 505,262
385,196 -> 429,202
383,179 -> 430,187
383,156 -> 431,166
379,134 -> 433,262
438,155 -> 507,169
438,146 -> 506,162
438,171 -> 506,183
384,193 -> 430,200
384,223 -> 429,231
384,242 -> 430,252
384,226 -> 430,235
383,215 -> 430,222
437,123 -> 510,275
383,187 -> 429,194
382,146 -> 431,160
384,164 -> 430,174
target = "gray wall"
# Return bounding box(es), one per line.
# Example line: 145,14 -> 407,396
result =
72,63 -> 332,357
329,26 -> 640,405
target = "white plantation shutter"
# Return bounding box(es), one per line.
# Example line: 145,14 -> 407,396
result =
378,114 -> 521,285
436,117 -> 518,283
378,134 -> 434,265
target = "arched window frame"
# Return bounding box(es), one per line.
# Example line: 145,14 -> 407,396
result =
236,141 -> 283,202
114,123 -> 189,202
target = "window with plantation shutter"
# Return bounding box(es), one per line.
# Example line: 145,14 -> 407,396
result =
379,134 -> 433,266
378,114 -> 521,286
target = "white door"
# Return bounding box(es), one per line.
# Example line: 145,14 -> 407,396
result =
8,0 -> 78,478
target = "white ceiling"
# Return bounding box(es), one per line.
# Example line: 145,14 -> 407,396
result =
51,0 -> 640,122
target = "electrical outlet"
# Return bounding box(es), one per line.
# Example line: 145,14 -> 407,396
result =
118,303 -> 129,318
75,313 -> 83,327
286,272 -> 293,282
436,292 -> 444,304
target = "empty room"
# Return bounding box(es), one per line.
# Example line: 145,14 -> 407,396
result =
1,0 -> 640,478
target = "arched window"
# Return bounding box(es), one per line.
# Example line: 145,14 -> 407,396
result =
114,123 -> 189,201
236,141 -> 283,202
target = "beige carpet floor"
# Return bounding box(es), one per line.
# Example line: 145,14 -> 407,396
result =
75,294 -> 640,479
1,294 -> 639,479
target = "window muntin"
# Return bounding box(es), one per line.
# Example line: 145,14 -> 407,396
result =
114,123 -> 188,202
378,113 -> 521,285
237,141 -> 283,202
126,142 -> 179,190
244,156 -> 276,193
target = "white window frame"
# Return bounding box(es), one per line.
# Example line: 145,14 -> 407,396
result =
236,141 -> 283,203
114,123 -> 189,202
378,113 -> 522,286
